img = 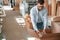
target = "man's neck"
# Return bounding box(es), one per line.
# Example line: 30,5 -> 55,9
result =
37,7 -> 44,11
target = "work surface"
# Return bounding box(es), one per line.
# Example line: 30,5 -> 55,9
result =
55,22 -> 60,26
41,33 -> 60,40
2,10 -> 60,40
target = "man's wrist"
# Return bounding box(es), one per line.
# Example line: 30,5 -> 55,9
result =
36,30 -> 40,34
43,29 -> 45,31
43,29 -> 46,33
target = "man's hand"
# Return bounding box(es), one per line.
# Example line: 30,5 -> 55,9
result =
38,30 -> 46,38
38,32 -> 43,38
36,30 -> 40,34
36,30 -> 46,38
36,31 -> 43,38
42,29 -> 46,34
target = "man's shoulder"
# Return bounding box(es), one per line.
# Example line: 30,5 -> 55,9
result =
30,6 -> 37,11
43,7 -> 48,12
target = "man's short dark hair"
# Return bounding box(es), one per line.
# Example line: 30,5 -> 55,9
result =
38,0 -> 44,5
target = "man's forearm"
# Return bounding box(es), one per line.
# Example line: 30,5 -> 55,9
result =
32,22 -> 38,31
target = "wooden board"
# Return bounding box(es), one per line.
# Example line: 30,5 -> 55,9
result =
51,0 -> 56,16
57,1 -> 60,16
41,33 -> 60,40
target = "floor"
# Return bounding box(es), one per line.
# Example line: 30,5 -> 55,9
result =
1,10 -> 60,40
2,10 -> 31,40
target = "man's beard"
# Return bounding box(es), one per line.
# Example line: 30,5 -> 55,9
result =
38,8 -> 42,11
38,9 -> 41,11
38,7 -> 44,11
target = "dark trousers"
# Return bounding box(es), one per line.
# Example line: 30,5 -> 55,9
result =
37,22 -> 44,30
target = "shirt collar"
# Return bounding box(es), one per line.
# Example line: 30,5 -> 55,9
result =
35,5 -> 38,14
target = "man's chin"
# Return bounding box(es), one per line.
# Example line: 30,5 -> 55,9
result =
38,9 -> 41,11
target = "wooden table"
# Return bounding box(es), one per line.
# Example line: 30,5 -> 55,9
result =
41,33 -> 60,40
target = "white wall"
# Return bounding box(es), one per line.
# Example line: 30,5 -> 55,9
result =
26,0 -> 36,2
0,0 -> 3,2
0,0 -> 3,4
48,0 -> 60,5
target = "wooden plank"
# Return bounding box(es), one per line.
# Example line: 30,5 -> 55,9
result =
41,33 -> 60,40
44,0 -> 49,16
51,0 -> 56,16
57,1 -> 60,16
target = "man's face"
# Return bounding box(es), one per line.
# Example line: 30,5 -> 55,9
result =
37,3 -> 44,11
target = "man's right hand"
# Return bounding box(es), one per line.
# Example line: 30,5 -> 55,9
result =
36,30 -> 40,34
38,32 -> 43,38
36,31 -> 43,38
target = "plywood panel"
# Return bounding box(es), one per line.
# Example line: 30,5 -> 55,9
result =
57,1 -> 60,16
44,0 -> 49,16
48,5 -> 51,16
51,0 -> 56,16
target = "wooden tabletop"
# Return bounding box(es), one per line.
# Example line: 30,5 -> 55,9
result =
41,33 -> 60,40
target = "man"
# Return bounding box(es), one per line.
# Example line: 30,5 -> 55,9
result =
30,0 -> 48,36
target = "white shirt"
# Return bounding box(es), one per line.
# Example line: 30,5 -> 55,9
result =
30,5 -> 48,31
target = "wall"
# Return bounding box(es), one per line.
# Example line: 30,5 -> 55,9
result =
0,0 -> 3,4
3,0 -> 8,5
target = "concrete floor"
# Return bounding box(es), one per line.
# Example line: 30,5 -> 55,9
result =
2,10 -> 31,40
1,10 -> 60,40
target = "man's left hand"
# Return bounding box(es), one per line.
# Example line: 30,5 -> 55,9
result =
42,29 -> 46,34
